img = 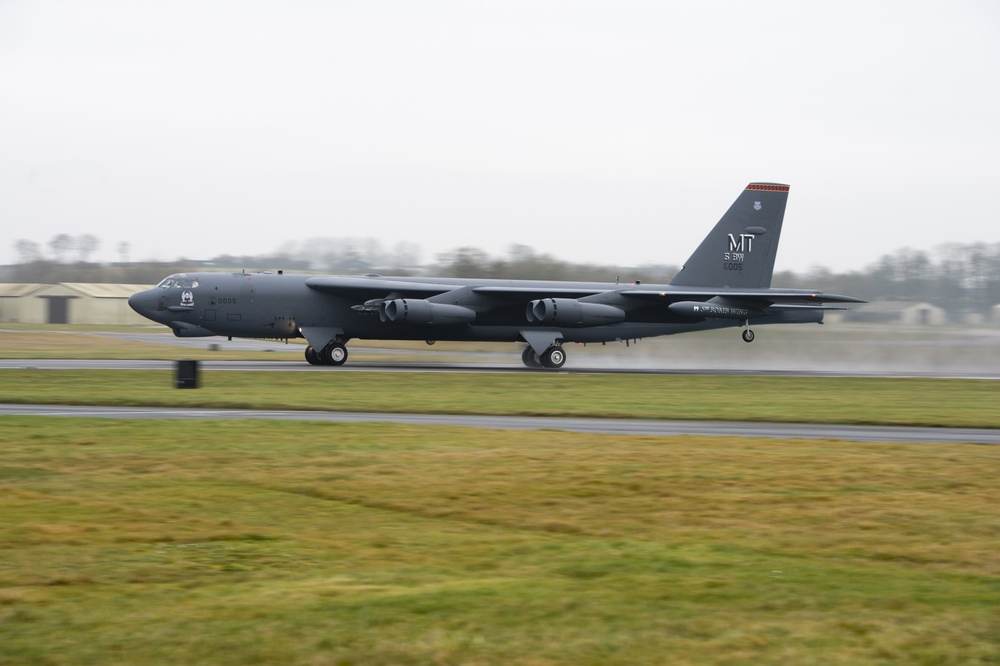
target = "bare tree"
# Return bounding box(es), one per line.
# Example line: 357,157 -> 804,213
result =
390,241 -> 421,268
438,247 -> 493,278
48,234 -> 73,263
508,244 -> 535,262
13,239 -> 41,264
77,234 -> 100,263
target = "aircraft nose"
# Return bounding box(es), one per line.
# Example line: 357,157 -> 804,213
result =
128,290 -> 157,317
127,292 -> 143,314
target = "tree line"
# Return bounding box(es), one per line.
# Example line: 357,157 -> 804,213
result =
5,236 -> 1000,317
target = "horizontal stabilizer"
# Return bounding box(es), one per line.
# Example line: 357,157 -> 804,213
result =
765,303 -> 858,311
621,288 -> 866,307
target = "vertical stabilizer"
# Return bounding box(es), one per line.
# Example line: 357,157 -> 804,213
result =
669,183 -> 789,289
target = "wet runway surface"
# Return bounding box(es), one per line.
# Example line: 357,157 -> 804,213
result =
14,327 -> 994,378
8,327 -> 1000,378
3,357 -> 999,379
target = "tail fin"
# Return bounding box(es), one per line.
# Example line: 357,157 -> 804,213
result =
669,183 -> 789,289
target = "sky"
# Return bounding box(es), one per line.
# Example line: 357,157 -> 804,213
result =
1,0 -> 998,273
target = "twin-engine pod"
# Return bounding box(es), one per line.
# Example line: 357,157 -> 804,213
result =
667,301 -> 765,320
379,299 -> 477,325
526,298 -> 626,326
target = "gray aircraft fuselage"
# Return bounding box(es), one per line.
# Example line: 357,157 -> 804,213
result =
128,272 -> 825,341
128,183 -> 864,369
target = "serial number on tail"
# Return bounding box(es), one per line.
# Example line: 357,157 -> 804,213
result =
723,262 -> 744,271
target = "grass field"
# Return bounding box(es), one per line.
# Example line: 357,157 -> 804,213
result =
2,418 -> 999,665
2,325 -> 999,663
1,369 -> 999,429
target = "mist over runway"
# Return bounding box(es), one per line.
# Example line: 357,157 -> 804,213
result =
8,324 -> 999,379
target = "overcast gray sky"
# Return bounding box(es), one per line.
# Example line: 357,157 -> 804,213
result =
2,0 -> 998,272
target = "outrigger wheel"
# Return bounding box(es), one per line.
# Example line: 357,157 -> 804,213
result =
742,328 -> 755,343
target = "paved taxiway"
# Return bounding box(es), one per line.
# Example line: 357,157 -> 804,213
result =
4,358 -> 999,379
8,327 -> 1000,378
4,403 -> 999,445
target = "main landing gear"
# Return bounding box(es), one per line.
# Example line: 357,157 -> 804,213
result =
522,345 -> 566,369
305,342 -> 349,366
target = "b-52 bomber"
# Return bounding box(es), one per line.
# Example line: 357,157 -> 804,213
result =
128,183 -> 864,369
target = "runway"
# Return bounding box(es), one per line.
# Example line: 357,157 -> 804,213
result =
4,357 -> 1000,379
7,327 -> 1000,378
3,403 -> 999,445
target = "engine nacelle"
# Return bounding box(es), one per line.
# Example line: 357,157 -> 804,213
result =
526,298 -> 626,327
379,299 -> 477,325
667,301 -> 765,320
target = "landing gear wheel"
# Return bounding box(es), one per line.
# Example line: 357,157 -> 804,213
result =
304,345 -> 322,365
742,329 -> 755,343
321,342 -> 349,366
522,347 -> 542,369
540,345 -> 567,369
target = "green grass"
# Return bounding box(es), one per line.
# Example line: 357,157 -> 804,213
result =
3,325 -> 998,663
1,369 -> 998,428
1,417 -> 999,665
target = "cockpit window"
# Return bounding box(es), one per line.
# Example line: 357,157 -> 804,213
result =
156,274 -> 199,289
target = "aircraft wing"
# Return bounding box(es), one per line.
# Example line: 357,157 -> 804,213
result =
307,278 -> 612,303
455,284 -> 866,325
471,286 -> 610,300
307,277 -> 864,311
474,285 -> 865,308
305,276 -> 454,300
